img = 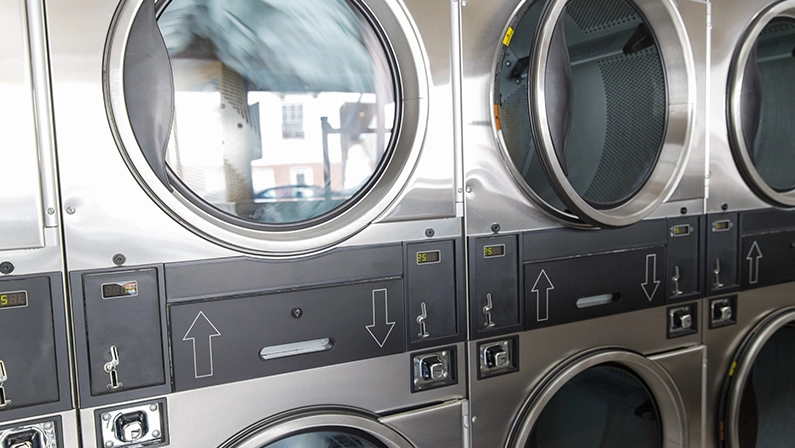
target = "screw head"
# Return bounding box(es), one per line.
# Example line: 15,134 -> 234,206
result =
102,413 -> 112,421
291,307 -> 303,319
466,186 -> 472,193
152,430 -> 161,438
491,223 -> 501,233
0,262 -> 14,275
66,206 -> 76,215
680,207 -> 687,215
105,441 -> 114,448
721,203 -> 729,211
43,422 -> 53,430
112,253 -> 126,266
425,228 -> 435,238
150,403 -> 159,411
47,208 -> 55,215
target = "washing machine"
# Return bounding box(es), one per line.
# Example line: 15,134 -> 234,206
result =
45,0 -> 467,446
461,0 -> 709,343
467,304 -> 705,447
0,0 -> 78,446
704,1 -> 795,446
703,283 -> 795,448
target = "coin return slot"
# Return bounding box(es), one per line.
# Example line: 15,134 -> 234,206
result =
576,293 -> 620,309
98,401 -> 166,448
259,338 -> 334,361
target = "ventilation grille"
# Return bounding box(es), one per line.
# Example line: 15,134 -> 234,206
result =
584,46 -> 666,205
565,0 -> 638,34
569,35 -> 617,59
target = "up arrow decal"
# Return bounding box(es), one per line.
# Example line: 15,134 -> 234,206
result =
531,270 -> 554,322
183,311 -> 221,379
641,254 -> 660,301
366,289 -> 395,348
746,241 -> 763,285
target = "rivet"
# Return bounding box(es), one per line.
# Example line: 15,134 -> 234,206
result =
66,206 -> 76,215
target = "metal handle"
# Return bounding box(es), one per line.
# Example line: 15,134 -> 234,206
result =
0,361 -> 10,408
105,346 -> 123,390
740,45 -> 762,162
416,302 -> 430,339
483,293 -> 496,329
124,0 -> 175,190
713,258 -> 724,289
541,15 -> 573,176
672,266 -> 682,296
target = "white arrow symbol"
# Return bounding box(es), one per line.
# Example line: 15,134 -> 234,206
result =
641,254 -> 660,301
531,270 -> 554,322
366,289 -> 395,348
747,241 -> 763,285
183,311 -> 221,379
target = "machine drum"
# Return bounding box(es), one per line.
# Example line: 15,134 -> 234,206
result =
525,364 -> 661,448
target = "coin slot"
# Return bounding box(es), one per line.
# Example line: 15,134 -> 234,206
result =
576,293 -> 620,309
259,338 -> 334,361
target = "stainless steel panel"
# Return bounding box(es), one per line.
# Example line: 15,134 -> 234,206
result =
462,0 -> 707,235
703,283 -> 795,448
49,0 -> 459,270
468,305 -> 703,448
0,0 -> 45,251
78,344 -> 467,447
381,400 -> 466,447
706,0 -> 791,213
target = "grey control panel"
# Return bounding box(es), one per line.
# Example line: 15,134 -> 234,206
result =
0,274 -> 71,422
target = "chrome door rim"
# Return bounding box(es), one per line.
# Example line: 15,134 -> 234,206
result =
507,349 -> 688,447
222,411 -> 415,448
104,0 -> 430,256
526,0 -> 694,228
723,307 -> 795,448
727,1 -> 795,208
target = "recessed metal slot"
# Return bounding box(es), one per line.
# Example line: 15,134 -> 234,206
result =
670,224 -> 691,237
576,293 -> 620,309
259,338 -> 334,361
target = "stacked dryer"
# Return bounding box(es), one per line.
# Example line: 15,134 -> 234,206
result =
0,0 -> 77,446
461,0 -> 709,446
47,0 -> 467,447
705,0 -> 795,446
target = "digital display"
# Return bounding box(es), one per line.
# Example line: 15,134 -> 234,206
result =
0,290 -> 28,309
672,224 -> 691,237
484,245 -> 505,258
713,220 -> 733,232
101,281 -> 138,299
417,250 -> 441,265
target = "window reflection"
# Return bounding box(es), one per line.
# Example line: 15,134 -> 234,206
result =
158,0 -> 396,225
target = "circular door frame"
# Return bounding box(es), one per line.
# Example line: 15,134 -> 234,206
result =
219,407 -> 415,448
727,0 -> 795,208
104,0 -> 430,256
507,349 -> 688,448
720,306 -> 795,448
521,0 -> 695,228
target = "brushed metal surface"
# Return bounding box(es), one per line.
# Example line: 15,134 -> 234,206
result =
78,344 -> 467,447
468,305 -> 704,448
0,411 -> 80,448
707,0 -> 795,213
48,0 -> 460,269
703,283 -> 795,448
462,0 -> 707,235
0,0 -> 45,251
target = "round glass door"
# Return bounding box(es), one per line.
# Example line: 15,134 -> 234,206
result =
219,410 -> 414,448
496,0 -> 693,228
722,309 -> 795,448
728,3 -> 795,207
508,351 -> 687,447
105,0 -> 427,254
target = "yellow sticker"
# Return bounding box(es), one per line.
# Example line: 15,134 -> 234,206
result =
503,27 -> 515,47
728,361 -> 737,377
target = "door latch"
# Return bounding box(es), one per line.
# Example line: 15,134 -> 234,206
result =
483,293 -> 496,329
672,265 -> 682,296
0,360 -> 10,408
713,258 -> 724,289
105,346 -> 123,390
416,302 -> 430,339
